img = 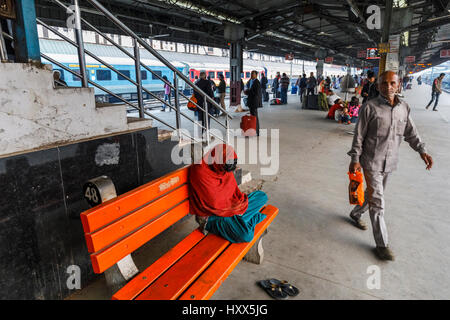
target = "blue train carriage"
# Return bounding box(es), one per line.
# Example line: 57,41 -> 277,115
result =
41,53 -> 190,104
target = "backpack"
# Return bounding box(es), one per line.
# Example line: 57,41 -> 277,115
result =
187,95 -> 197,111
270,98 -> 282,105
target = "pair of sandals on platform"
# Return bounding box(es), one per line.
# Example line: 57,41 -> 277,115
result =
257,278 -> 300,300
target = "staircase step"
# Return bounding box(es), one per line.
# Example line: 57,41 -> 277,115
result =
127,117 -> 153,130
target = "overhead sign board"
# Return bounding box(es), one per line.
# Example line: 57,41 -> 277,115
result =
440,49 -> 450,58
366,48 -> 380,59
404,56 -> 415,63
386,53 -> 399,72
378,42 -> 390,54
325,57 -> 333,63
389,34 -> 400,53
285,53 -> 294,60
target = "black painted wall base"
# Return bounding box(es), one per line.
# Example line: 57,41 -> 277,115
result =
0,127 -> 184,299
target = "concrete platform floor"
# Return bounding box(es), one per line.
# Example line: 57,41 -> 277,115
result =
70,84 -> 450,300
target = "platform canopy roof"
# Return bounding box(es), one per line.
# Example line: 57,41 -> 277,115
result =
35,0 -> 450,68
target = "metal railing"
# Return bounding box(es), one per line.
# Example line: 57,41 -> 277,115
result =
35,0 -> 232,145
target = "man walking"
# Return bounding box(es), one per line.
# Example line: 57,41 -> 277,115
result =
244,70 -> 262,136
425,73 -> 445,111
348,71 -> 433,261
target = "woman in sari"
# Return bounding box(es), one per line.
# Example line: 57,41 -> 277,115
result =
189,144 -> 268,243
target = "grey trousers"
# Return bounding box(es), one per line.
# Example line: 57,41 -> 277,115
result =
350,170 -> 390,248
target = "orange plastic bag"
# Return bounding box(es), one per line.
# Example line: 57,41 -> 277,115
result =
348,171 -> 365,206
187,95 -> 197,111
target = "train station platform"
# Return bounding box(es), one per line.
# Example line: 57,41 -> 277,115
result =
67,83 -> 450,300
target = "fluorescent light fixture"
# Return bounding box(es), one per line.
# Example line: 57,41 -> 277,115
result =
356,27 -> 363,34
427,14 -> 450,22
350,7 -> 358,16
257,43 -> 266,47
247,34 -> 261,41
168,26 -> 191,33
265,31 -> 316,47
200,16 -> 222,25
149,34 -> 170,38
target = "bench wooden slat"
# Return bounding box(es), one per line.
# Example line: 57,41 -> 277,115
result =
90,200 -> 190,274
81,166 -> 189,233
135,233 -> 230,300
112,229 -> 206,300
85,185 -> 189,253
178,205 -> 279,300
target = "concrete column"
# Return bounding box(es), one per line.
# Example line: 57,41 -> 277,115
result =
229,41 -> 243,106
13,0 -> 41,63
224,24 -> 245,107
378,0 -> 394,76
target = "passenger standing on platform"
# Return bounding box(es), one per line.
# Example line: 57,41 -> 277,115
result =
402,75 -> 409,91
244,70 -> 262,136
194,72 -> 214,134
307,72 -> 317,96
272,72 -> 281,98
217,74 -> 226,115
260,72 -> 268,102
207,75 -> 218,116
361,71 -> 379,104
161,75 -> 172,112
417,75 -> 422,85
297,73 -> 307,102
280,73 -> 290,104
348,71 -> 433,261
425,73 -> 445,111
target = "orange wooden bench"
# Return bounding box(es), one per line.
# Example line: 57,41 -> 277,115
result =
80,165 -> 278,300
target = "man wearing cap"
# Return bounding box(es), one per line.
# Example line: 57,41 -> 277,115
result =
347,71 -> 433,261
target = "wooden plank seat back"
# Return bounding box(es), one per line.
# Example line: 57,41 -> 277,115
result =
80,166 -> 190,274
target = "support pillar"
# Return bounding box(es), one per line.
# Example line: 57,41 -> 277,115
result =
13,0 -> 41,63
229,41 -> 243,107
224,24 -> 245,107
378,0 -> 394,76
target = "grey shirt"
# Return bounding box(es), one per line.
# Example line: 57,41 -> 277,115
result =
348,95 -> 427,172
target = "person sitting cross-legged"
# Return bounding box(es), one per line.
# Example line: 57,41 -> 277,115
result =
189,144 -> 268,243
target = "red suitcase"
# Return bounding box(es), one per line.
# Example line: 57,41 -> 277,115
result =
240,114 -> 257,136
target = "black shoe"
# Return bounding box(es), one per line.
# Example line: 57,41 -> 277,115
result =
349,214 -> 367,230
433,109 -> 438,111
426,105 -> 430,109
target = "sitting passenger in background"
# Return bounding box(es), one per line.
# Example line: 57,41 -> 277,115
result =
348,97 -> 361,123
189,144 -> 268,243
53,70 -> 67,87
338,104 -> 351,124
326,98 -> 344,120
327,90 -> 341,107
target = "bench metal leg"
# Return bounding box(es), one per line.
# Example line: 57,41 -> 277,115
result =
104,254 -> 139,295
243,228 -> 269,265
84,176 -> 139,294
